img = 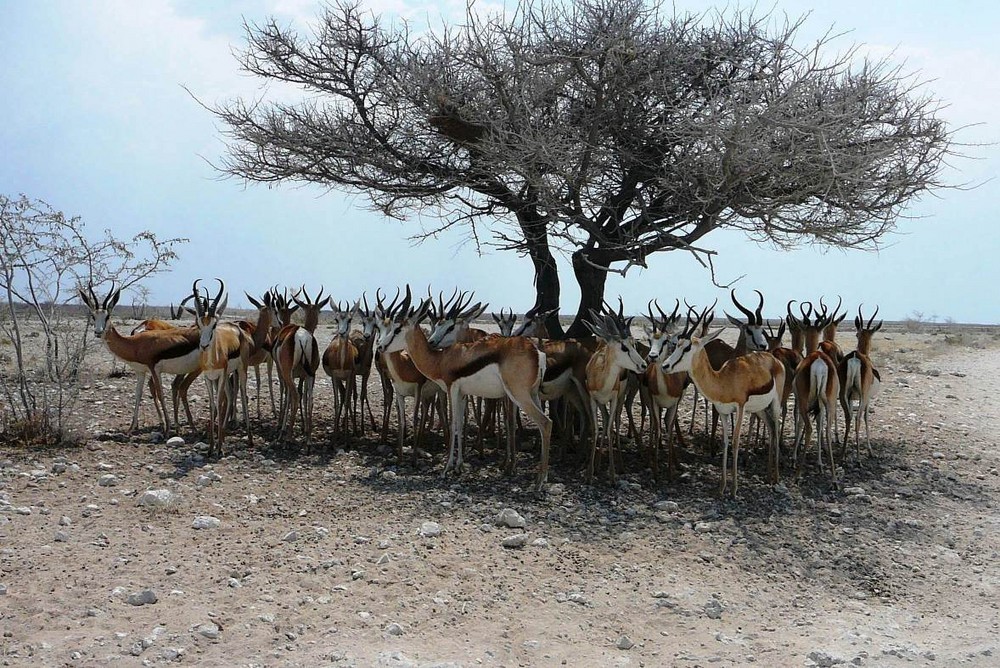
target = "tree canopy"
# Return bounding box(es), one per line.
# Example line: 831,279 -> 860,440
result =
214,0 -> 952,336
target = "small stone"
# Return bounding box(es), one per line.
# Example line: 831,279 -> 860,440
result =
385,622 -> 404,636
195,475 -> 213,487
192,516 -> 221,530
51,462 -> 68,474
844,487 -> 866,496
531,538 -> 550,548
281,530 -> 299,542
418,521 -> 441,537
546,483 -> 566,496
566,592 -> 588,605
166,436 -> 185,446
126,589 -> 158,606
0,584 -> 7,596
59,515 -> 71,526
228,578 -> 242,588
808,650 -> 846,667
704,598 -> 723,619
654,500 -> 680,512
196,623 -> 220,639
138,489 -> 175,507
161,648 -> 182,661
15,506 -> 31,515
616,635 -> 634,650
496,508 -> 527,528
694,522 -> 714,533
376,553 -> 391,565
501,534 -> 529,549
54,530 -> 69,542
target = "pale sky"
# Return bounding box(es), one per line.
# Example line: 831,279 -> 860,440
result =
1,1 -> 997,323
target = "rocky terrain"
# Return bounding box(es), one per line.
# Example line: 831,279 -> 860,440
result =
1,321 -> 999,667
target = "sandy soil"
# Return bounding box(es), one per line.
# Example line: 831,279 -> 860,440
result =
1,320 -> 999,667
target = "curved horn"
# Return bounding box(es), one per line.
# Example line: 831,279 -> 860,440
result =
398,284 -> 413,319
192,279 -> 203,316
209,278 -> 225,315
730,289 -> 756,322
754,289 -> 765,324
867,305 -> 880,329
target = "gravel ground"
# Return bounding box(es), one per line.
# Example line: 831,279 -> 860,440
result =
1,321 -> 999,667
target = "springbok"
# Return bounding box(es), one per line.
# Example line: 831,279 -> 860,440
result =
584,304 -> 648,484
661,307 -> 784,497
839,306 -> 882,458
190,279 -> 253,456
377,287 -> 552,491
271,286 -> 329,449
641,299 -> 689,482
79,283 -> 200,435
323,301 -> 359,440
788,301 -> 840,479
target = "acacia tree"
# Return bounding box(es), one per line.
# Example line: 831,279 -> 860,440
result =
214,0 -> 952,337
0,194 -> 185,443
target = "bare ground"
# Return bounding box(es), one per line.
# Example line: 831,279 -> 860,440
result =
1,322 -> 999,667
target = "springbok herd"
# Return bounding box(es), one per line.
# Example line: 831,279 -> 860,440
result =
77,282 -> 882,497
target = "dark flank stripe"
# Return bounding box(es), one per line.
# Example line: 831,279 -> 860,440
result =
452,350 -> 502,379
154,339 -> 199,364
228,345 -> 242,360
748,377 -> 774,397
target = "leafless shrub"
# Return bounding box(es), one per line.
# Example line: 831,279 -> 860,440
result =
0,194 -> 185,445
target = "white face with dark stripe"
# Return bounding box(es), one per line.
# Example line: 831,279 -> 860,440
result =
426,317 -> 462,348
376,317 -> 408,354
197,316 -> 220,350
661,336 -> 696,374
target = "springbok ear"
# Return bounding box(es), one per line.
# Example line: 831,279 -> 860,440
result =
216,294 -> 228,317
873,320 -> 883,332
725,312 -> 744,328
184,307 -> 197,316
78,287 -> 91,308
702,327 -> 726,344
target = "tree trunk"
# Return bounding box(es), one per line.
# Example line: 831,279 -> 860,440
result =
518,209 -> 564,338
565,250 -> 608,339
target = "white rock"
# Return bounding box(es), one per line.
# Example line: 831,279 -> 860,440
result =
166,436 -> 185,446
51,462 -> 68,474
281,530 -> 299,542
228,578 -> 242,588
653,500 -> 680,512
126,589 -> 158,606
496,508 -> 526,528
54,530 -> 69,542
195,475 -> 213,487
530,538 -> 550,548
385,622 -> 404,636
616,635 -> 634,650
138,489 -> 175,507
418,521 -> 441,537
59,515 -> 72,526
694,522 -> 714,533
196,623 -> 220,639
15,506 -> 31,515
0,584 -> 7,595
501,534 -> 529,549
192,516 -> 220,530
844,486 -> 866,496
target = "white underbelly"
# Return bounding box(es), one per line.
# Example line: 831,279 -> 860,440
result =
454,365 -> 506,399
156,349 -> 201,375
